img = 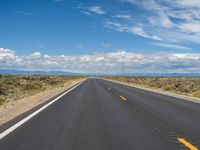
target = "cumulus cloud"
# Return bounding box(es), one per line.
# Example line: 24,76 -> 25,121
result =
0,48 -> 15,58
30,52 -> 42,57
0,48 -> 200,73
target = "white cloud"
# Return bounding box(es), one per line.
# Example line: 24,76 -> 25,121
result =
87,6 -> 106,15
104,21 -> 162,40
0,48 -> 15,58
76,0 -> 200,45
176,0 -> 200,8
81,11 -> 91,15
16,10 -> 32,16
54,0 -> 66,4
123,0 -> 175,28
150,14 -> 175,28
118,0 -> 200,44
179,22 -> 200,33
152,43 -> 191,50
31,52 -> 41,57
0,48 -> 200,73
170,53 -> 200,60
115,14 -> 131,20
130,26 -> 161,40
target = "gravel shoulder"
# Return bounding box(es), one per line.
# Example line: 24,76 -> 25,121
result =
104,78 -> 200,104
0,78 -> 85,126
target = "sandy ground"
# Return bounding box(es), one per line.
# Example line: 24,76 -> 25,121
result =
0,78 -> 85,126
105,78 -> 200,104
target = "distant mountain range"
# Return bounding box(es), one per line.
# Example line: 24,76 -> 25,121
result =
111,73 -> 200,77
0,69 -> 80,75
0,69 -> 200,77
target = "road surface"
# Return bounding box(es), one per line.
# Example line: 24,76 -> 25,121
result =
0,78 -> 200,150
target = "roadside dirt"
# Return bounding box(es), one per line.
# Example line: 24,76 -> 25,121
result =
0,78 -> 84,126
105,78 -> 200,104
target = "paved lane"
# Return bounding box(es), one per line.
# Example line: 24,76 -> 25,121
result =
0,78 -> 199,150
99,78 -> 200,149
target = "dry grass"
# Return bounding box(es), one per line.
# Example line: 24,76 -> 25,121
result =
0,75 -> 85,125
0,74 -> 84,106
104,76 -> 200,98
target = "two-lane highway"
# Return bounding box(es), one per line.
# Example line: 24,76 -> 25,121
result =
0,78 -> 199,150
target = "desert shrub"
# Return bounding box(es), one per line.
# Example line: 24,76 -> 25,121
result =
105,76 -> 200,98
0,75 -> 84,104
164,86 -> 173,91
0,84 -> 9,95
38,76 -> 50,81
22,82 -> 43,91
0,98 -> 5,105
48,78 -> 63,86
192,91 -> 200,98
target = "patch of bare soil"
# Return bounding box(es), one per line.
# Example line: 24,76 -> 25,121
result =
0,79 -> 84,126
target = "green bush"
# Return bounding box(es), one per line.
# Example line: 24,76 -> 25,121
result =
164,86 -> 172,91
105,76 -> 200,98
0,84 -> 9,95
0,98 -> 5,105
22,82 -> 43,91
0,75 -> 83,105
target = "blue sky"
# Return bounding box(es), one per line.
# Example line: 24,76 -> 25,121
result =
0,0 -> 200,74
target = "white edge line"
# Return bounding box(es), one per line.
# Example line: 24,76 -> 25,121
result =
101,78 -> 200,104
0,79 -> 86,140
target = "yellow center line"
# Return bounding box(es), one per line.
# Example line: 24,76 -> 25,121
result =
177,138 -> 198,150
119,95 -> 127,101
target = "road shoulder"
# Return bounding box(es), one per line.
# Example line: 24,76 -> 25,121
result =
102,78 -> 200,104
0,78 -> 85,128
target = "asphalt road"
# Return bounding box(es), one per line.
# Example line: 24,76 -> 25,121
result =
0,78 -> 200,150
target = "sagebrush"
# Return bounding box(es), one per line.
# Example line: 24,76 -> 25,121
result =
104,76 -> 200,98
0,74 -> 84,105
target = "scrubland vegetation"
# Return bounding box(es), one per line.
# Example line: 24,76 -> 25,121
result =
0,75 -> 84,105
104,76 -> 200,98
